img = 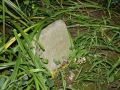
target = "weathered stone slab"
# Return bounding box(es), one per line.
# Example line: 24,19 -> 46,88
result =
34,20 -> 71,71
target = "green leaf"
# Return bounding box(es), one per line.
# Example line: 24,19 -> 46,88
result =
10,49 -> 21,81
69,50 -> 77,58
11,21 -> 31,47
4,0 -> 29,23
0,78 -> 5,88
24,0 -> 30,6
53,59 -> 61,65
33,39 -> 45,51
13,30 -> 26,53
108,75 -> 114,82
46,78 -> 54,88
69,62 -> 78,69
23,75 -> 28,81
42,59 -> 49,64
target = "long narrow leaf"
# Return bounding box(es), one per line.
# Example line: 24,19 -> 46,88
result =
32,73 -> 40,90
10,49 -> 21,81
4,0 -> 29,23
13,30 -> 26,53
35,73 -> 47,90
2,0 -> 5,45
0,24 -> 38,53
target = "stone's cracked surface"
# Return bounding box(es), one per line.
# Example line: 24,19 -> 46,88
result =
33,20 -> 71,71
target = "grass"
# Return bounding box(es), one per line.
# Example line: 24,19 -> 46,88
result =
0,0 -> 120,90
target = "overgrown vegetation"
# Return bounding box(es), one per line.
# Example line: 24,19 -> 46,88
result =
0,0 -> 120,90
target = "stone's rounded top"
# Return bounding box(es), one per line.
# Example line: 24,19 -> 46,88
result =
40,20 -> 67,36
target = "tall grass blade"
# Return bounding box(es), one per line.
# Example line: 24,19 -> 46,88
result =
2,0 -> 5,45
4,0 -> 29,23
13,30 -> 26,53
10,49 -> 21,81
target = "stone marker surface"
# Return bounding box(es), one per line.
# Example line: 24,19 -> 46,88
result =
34,20 -> 71,71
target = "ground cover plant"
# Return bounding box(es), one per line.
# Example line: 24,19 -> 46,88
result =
0,0 -> 120,90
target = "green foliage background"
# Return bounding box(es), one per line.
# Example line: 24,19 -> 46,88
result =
0,0 -> 120,90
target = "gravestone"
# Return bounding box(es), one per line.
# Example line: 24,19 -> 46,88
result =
34,20 -> 71,71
